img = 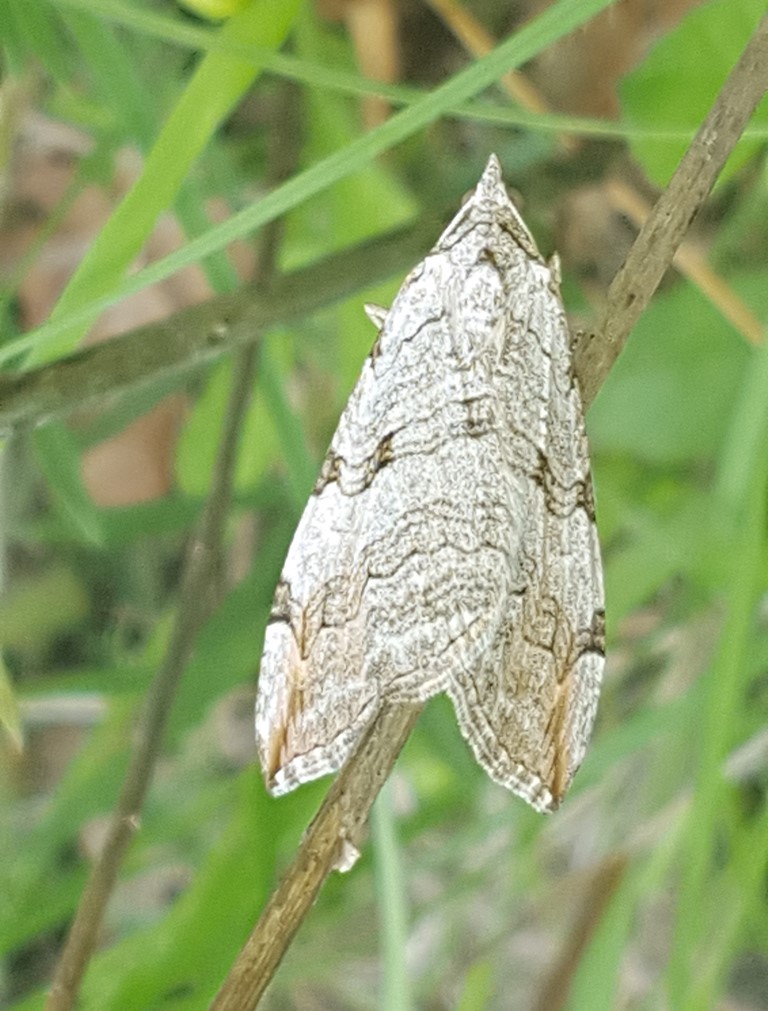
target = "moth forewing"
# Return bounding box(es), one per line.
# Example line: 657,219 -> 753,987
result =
255,154 -> 604,811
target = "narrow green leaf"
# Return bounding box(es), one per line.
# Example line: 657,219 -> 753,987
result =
26,0 -> 302,366
667,340 -> 768,1005
60,0 -> 768,146
373,781 -> 412,1011
0,0 -> 74,81
0,654 -> 22,753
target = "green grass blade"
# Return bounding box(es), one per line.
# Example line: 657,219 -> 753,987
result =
58,0 -> 764,144
0,653 -> 22,753
666,339 -> 768,1005
26,0 -> 301,367
373,781 -> 412,1011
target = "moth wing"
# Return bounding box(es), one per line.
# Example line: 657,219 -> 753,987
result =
255,498 -> 380,797
256,159 -> 528,796
447,266 -> 604,813
255,318 -> 393,797
255,273 -> 525,796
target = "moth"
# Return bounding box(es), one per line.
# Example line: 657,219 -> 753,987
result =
256,154 -> 604,813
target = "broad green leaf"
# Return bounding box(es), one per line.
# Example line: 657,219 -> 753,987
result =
589,272 -> 761,465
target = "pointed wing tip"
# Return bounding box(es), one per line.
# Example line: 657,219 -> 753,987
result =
523,783 -> 561,815
263,773 -> 287,797
540,790 -> 562,814
471,152 -> 543,257
259,748 -> 296,797
256,731 -> 346,798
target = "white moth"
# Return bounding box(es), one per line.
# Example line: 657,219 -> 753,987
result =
256,154 -> 604,813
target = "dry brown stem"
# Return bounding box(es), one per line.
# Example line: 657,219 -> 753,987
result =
0,217 -> 441,434
210,704 -> 421,1010
578,15 -> 768,403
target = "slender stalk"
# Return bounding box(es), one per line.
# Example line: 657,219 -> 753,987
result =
372,782 -> 413,1011
0,217 -> 440,434
577,13 -> 768,404
209,704 -> 421,1011
43,74 -> 307,1008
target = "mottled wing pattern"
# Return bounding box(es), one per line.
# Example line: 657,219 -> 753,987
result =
441,230 -> 604,812
256,155 -> 604,809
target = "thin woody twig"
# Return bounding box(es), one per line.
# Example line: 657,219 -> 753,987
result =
43,81 -> 305,1009
0,216 -> 441,434
533,855 -> 627,1011
210,703 -> 421,1011
210,16 -> 768,1010
578,14 -> 768,404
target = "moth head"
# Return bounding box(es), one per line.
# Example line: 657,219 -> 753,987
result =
453,154 -> 542,262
